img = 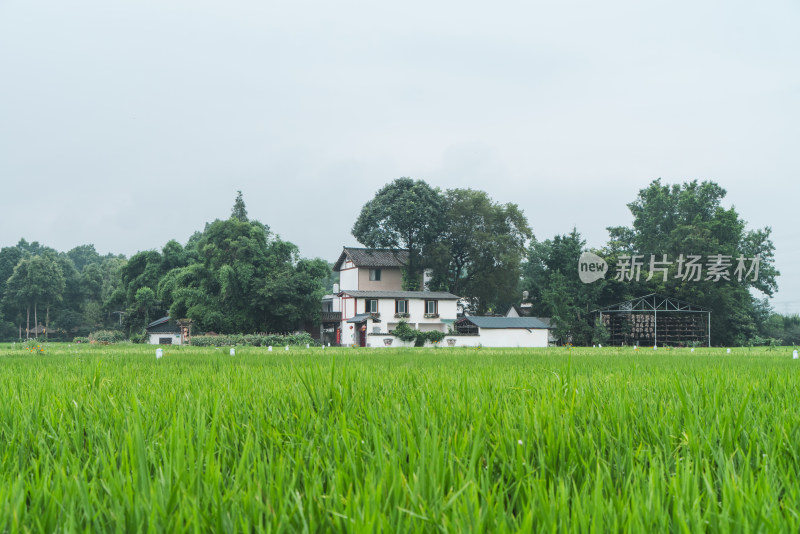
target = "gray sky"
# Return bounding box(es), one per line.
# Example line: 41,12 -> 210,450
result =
1,1 -> 798,312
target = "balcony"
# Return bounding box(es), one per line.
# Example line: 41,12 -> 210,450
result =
321,311 -> 342,323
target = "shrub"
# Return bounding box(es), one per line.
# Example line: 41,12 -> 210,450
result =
190,332 -> 316,347
391,321 -> 445,346
425,330 -> 445,344
88,330 -> 126,344
392,321 -> 419,343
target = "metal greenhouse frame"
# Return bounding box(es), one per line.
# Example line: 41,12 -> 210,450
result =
591,293 -> 711,347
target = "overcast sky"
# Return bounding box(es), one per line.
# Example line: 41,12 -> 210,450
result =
1,1 -> 798,312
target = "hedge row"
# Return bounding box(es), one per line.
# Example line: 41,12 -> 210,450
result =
189,332 -> 317,347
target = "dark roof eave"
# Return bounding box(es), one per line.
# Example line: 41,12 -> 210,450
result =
339,290 -> 460,300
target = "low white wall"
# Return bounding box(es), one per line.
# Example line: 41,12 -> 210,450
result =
366,329 -> 549,348
366,335 -> 463,348
474,328 -> 549,348
149,333 -> 182,345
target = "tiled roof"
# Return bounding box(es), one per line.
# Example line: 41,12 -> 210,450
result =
346,313 -> 381,323
340,290 -> 460,300
333,248 -> 409,271
457,317 -> 551,329
146,317 -> 180,334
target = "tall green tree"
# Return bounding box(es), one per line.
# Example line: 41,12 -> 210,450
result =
5,254 -> 65,339
522,229 -> 602,344
67,244 -> 101,272
352,178 -> 445,290
163,215 -> 330,334
605,179 -> 778,345
135,287 -> 158,327
428,188 -> 532,314
231,190 -> 249,222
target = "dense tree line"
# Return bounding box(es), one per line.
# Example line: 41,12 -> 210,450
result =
520,180 -> 782,346
0,241 -> 126,340
0,181 -> 792,346
0,194 -> 330,341
353,178 -> 786,346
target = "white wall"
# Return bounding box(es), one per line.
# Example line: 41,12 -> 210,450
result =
339,266 -> 358,291
474,328 -> 549,348
148,333 -> 182,345
406,298 -> 458,322
364,329 -> 549,348
337,295 -> 460,346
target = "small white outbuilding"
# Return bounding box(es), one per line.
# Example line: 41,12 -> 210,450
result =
145,317 -> 182,345
454,316 -> 551,348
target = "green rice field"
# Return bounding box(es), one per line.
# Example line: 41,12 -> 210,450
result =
1,343 -> 799,532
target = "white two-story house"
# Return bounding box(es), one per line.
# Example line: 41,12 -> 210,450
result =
325,247 -> 459,347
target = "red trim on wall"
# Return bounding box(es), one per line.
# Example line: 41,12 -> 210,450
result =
340,295 -> 354,321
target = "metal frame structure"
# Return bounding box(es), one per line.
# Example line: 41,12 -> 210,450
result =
591,293 -> 711,347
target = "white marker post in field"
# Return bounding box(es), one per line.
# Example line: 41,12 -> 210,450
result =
230,348 -> 235,356
156,348 -> 163,359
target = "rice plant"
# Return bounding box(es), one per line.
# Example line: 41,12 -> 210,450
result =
0,343 -> 798,532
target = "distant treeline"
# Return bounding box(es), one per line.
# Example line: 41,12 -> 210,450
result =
0,183 -> 795,346
350,178 -> 789,346
0,193 -> 334,341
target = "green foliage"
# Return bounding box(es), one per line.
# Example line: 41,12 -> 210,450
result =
87,330 -> 126,343
231,190 -> 249,222
391,320 -> 418,342
1,346 -> 800,530
66,244 -> 101,272
391,320 -> 445,346
592,316 -> 610,345
4,252 -> 66,340
604,179 -> 779,345
352,181 -> 532,309
162,217 -> 329,334
424,329 -> 445,344
352,178 -> 445,290
523,229 -> 599,345
428,188 -> 532,314
521,179 -> 780,346
759,312 -> 800,346
189,332 -> 315,347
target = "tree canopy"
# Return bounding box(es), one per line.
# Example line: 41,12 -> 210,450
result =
0,192 -> 329,341
352,178 -> 445,290
427,188 -> 532,314
0,180 -> 788,346
522,179 -> 780,345
353,180 -> 533,310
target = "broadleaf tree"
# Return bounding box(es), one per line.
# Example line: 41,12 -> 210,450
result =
352,178 -> 445,290
427,188 -> 532,314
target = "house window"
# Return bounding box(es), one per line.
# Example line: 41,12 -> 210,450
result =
395,299 -> 409,314
366,299 -> 378,313
369,269 -> 382,281
425,300 -> 438,315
